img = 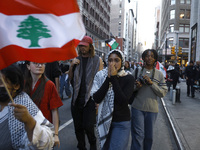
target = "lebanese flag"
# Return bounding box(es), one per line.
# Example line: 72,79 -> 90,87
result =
0,0 -> 86,70
156,61 -> 167,78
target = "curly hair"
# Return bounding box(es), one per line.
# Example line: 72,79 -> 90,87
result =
142,49 -> 158,62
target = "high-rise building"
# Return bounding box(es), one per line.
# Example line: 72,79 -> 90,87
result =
110,0 -> 138,61
77,0 -> 111,58
189,0 -> 200,62
159,0 -> 191,65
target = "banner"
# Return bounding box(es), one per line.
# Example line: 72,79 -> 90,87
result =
156,61 -> 167,78
0,0 -> 86,70
105,38 -> 119,50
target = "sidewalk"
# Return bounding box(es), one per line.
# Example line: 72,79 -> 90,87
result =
163,80 -> 200,150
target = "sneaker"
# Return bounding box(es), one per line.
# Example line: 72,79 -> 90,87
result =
192,95 -> 195,98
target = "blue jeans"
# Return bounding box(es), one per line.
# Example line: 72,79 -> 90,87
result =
131,108 -> 157,150
59,74 -> 71,98
103,121 -> 131,150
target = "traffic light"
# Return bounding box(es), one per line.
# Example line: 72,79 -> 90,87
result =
178,47 -> 182,55
171,46 -> 175,55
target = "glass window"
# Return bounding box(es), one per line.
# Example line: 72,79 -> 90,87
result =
119,22 -> 121,25
170,0 -> 175,5
180,0 -> 185,4
179,38 -> 189,48
119,10 -> 122,14
168,37 -> 174,47
179,24 -> 190,32
170,24 -> 174,32
118,32 -> 121,37
186,10 -> 190,19
186,0 -> 191,4
179,24 -> 184,32
180,9 -> 185,19
170,10 -> 175,19
185,25 -> 190,32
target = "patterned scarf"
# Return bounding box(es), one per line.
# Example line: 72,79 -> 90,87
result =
72,55 -> 100,106
91,49 -> 126,149
8,92 -> 39,149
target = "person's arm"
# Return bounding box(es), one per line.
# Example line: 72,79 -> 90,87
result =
93,77 -> 110,103
55,77 -> 60,93
9,103 -> 36,141
68,58 -> 80,81
99,57 -> 104,71
110,75 -> 135,106
52,108 -> 60,148
185,67 -> 188,80
9,103 -> 54,149
150,73 -> 168,97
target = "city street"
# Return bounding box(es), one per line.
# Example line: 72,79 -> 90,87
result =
54,89 -> 178,150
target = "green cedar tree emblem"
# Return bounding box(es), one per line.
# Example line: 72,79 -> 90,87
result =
17,16 -> 51,47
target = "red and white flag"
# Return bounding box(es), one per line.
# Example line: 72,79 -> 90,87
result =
156,61 -> 167,78
0,0 -> 86,70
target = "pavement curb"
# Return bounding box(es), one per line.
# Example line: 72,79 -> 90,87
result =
160,98 -> 185,150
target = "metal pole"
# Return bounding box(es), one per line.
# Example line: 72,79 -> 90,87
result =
175,31 -> 179,63
172,89 -> 176,105
165,36 -> 167,64
170,86 -> 173,100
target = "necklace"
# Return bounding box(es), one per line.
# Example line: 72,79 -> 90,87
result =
146,71 -> 150,74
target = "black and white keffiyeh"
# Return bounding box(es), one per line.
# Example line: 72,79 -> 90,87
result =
91,49 -> 127,149
91,68 -> 114,149
8,92 -> 39,149
7,92 -> 54,150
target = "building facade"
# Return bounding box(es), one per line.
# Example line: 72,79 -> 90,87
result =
77,0 -> 111,59
159,0 -> 191,65
110,0 -> 137,61
189,0 -> 200,62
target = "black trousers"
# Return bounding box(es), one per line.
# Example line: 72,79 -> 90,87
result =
71,98 -> 97,150
186,79 -> 195,96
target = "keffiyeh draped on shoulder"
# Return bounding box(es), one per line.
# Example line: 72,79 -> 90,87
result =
8,92 -> 54,150
91,68 -> 114,149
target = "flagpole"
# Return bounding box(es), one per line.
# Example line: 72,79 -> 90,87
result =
0,72 -> 14,103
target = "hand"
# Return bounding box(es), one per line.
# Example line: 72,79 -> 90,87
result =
9,103 -> 36,141
108,64 -> 117,77
9,103 -> 33,124
54,135 -> 60,148
143,75 -> 153,85
72,58 -> 80,66
95,103 -> 99,109
135,80 -> 142,88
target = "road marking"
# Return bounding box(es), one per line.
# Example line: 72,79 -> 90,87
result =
58,119 -> 73,132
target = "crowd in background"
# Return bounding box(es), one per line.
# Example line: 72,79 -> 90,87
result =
1,35 -> 170,150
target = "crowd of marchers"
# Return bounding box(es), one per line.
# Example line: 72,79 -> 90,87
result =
0,35 -> 169,150
165,60 -> 200,99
